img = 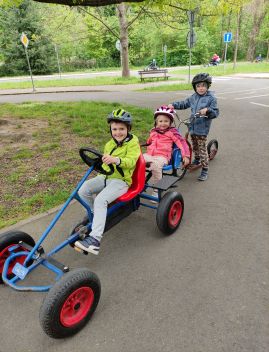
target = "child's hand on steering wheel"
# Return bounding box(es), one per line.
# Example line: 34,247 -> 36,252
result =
102,154 -> 119,165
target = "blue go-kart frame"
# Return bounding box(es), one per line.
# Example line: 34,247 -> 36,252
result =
0,147 -> 184,339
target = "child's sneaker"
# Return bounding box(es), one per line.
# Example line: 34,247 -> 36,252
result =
75,235 -> 100,255
198,168 -> 208,181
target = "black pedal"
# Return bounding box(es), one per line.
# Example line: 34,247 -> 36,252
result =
74,246 -> 88,255
37,246 -> 44,255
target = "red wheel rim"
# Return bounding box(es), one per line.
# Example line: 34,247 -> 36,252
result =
60,286 -> 94,327
168,201 -> 182,228
0,245 -> 28,276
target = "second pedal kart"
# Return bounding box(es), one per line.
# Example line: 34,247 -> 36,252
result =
0,147 -> 184,339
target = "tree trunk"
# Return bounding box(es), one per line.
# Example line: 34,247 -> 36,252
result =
246,0 -> 266,61
233,7 -> 243,69
117,3 -> 130,78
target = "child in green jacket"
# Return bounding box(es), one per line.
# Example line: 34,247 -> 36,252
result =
75,109 -> 140,255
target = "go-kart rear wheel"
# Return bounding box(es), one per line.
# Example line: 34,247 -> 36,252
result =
39,268 -> 101,339
207,139 -> 218,160
0,231 -> 35,284
156,191 -> 184,235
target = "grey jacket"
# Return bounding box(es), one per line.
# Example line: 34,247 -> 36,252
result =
172,90 -> 219,136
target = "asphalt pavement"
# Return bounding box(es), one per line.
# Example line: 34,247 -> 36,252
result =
0,73 -> 269,352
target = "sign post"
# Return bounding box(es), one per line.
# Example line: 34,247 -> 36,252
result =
223,32 -> 232,71
163,44 -> 167,67
54,44 -> 62,79
20,33 -> 35,92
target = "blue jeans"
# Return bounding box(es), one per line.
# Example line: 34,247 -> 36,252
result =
78,175 -> 128,241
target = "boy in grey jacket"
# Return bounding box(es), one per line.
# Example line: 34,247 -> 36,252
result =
168,73 -> 219,181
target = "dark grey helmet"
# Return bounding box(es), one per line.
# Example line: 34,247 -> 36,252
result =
192,73 -> 212,91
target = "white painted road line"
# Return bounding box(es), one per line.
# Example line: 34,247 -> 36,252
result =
217,87 -> 269,95
250,102 -> 269,107
235,93 -> 269,100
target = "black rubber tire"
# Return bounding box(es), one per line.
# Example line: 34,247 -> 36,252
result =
207,139 -> 218,160
39,268 -> 101,339
156,191 -> 184,235
0,231 -> 35,284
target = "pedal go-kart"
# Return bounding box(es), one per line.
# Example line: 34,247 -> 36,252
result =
162,113 -> 219,180
0,147 -> 184,339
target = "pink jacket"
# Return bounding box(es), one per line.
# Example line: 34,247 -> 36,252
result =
146,128 -> 190,161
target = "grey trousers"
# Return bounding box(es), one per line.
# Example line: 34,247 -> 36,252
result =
78,175 -> 128,241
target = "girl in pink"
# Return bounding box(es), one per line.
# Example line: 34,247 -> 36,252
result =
143,106 -> 190,195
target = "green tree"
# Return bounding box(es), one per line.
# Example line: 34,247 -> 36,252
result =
1,0 -> 145,6
0,0 -> 56,76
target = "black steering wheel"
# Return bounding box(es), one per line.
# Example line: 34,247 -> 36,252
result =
79,147 -> 114,175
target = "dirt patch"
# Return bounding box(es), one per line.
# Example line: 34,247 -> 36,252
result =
0,116 -> 92,228
0,117 -> 48,149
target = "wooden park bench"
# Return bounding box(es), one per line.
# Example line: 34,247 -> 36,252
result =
138,69 -> 170,82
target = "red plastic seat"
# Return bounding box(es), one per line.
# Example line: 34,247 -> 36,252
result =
117,154 -> 146,202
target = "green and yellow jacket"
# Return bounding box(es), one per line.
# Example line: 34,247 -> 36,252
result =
102,134 -> 140,186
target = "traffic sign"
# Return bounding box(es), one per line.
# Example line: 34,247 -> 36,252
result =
20,32 -> 29,48
187,30 -> 196,49
115,39 -> 121,51
223,32 -> 232,43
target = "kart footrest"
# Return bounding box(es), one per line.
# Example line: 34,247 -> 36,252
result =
151,175 -> 179,191
45,256 -> 69,273
19,241 -> 44,255
19,241 -> 33,252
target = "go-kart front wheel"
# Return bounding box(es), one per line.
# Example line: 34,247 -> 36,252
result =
207,139 -> 218,160
156,192 -> 184,235
39,268 -> 101,339
0,231 -> 35,284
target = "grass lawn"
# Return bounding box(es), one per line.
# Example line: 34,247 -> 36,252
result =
0,76 -> 141,90
139,82 -> 192,92
171,61 -> 269,76
0,101 -> 153,229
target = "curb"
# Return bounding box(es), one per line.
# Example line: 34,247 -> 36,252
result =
0,88 -> 114,96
